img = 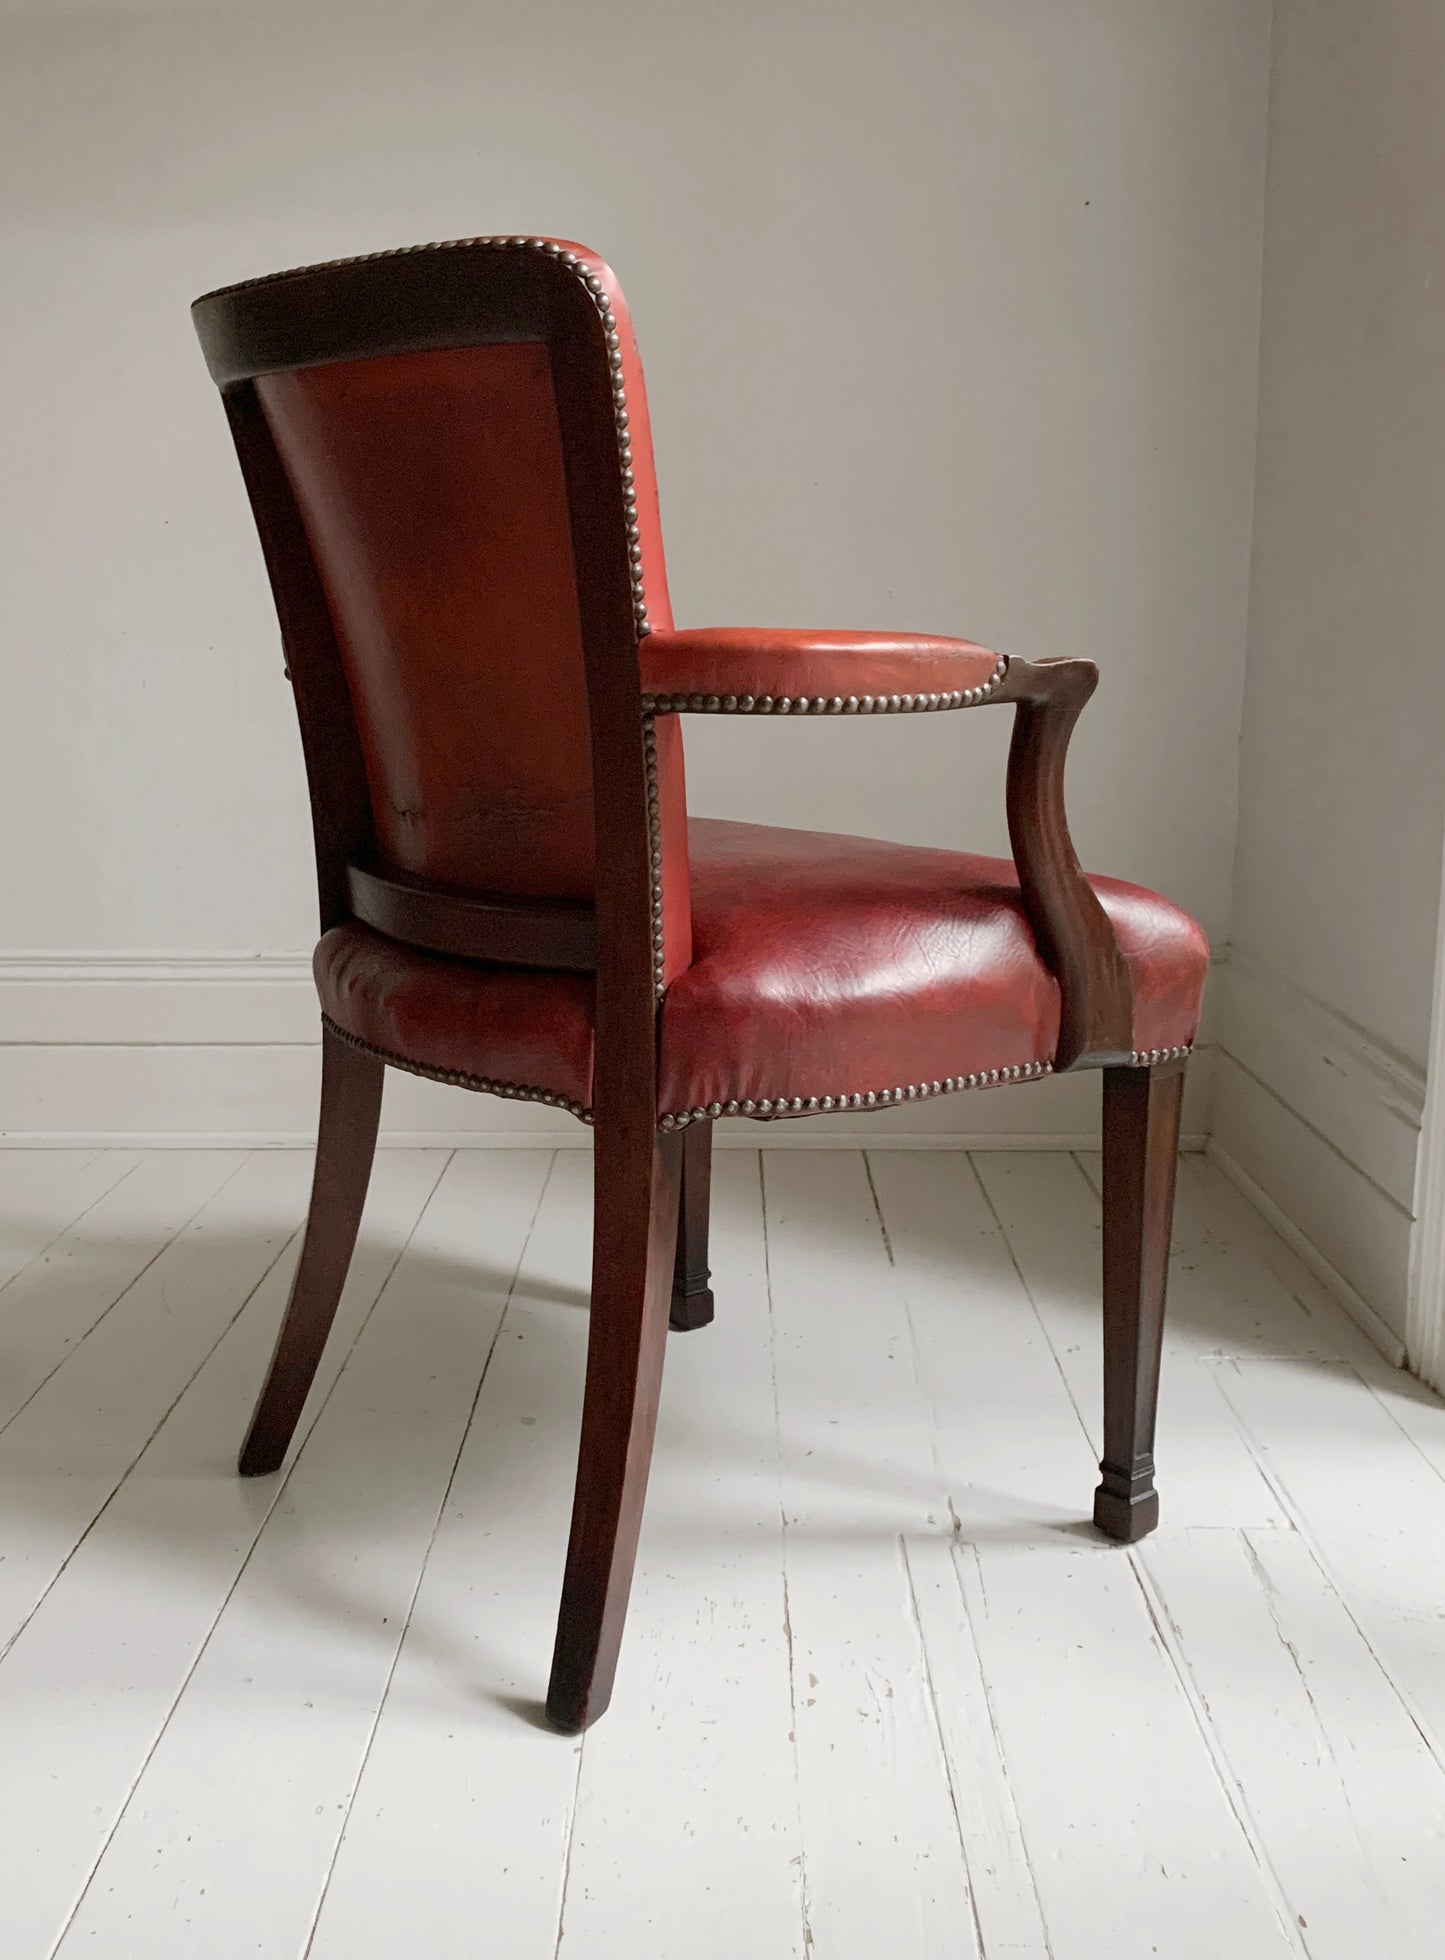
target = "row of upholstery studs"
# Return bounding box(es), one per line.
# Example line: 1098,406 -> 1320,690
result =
212,236 -> 651,633
325,1022 -> 1193,1132
657,1060 -> 1054,1131
642,716 -> 667,994
641,658 -> 1008,719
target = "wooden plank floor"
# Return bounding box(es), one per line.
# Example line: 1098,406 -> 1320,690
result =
0,1144 -> 1442,1959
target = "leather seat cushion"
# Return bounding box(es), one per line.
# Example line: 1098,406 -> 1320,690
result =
314,817 -> 1209,1121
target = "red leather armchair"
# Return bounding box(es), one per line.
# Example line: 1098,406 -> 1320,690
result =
193,238 -> 1207,1732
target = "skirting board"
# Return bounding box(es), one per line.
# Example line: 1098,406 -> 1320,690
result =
1211,948 -> 1422,1360
0,949 -> 1213,1149
1207,1139 -> 1406,1369
1405,832 -> 1445,1395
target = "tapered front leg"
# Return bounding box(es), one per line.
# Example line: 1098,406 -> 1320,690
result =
670,1120 -> 716,1330
239,1023 -> 383,1477
547,1125 -> 683,1732
1093,1057 -> 1186,1543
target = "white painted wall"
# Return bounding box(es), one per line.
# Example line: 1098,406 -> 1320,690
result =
0,0 -> 1270,1140
1214,0 -> 1445,1345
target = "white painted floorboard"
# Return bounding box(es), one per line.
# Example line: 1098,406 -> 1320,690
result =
0,1150 -> 146,1293
764,1151 -> 979,1960
1,1151 -> 448,1960
0,1145 -> 1443,1958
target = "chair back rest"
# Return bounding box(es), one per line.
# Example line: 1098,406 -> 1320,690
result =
192,239 -> 692,990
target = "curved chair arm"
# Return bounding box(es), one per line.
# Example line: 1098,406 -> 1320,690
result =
638,630 -> 1133,1071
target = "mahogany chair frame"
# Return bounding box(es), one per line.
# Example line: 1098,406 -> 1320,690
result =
194,241 -> 1185,1731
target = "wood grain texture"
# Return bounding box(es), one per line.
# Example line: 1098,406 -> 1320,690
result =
546,1128 -> 682,1731
959,1538 -> 1300,1957
238,1022 -> 383,1476
669,1117 -> 715,1330
346,861 -> 596,971
904,1536 -> 1052,1958
1143,1527 -> 1445,1960
993,656 -> 1134,1069
1094,1057 -> 1186,1540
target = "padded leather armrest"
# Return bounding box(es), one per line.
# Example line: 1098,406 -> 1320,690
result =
638,629 -> 1008,715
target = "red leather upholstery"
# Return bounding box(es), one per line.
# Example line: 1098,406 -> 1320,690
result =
640,629 -> 1006,710
315,818 -> 1209,1120
318,923 -> 595,1114
254,239 -> 693,981
260,345 -> 599,899
661,822 -> 1205,1114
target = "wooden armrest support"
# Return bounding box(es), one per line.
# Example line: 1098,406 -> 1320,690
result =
641,633 -> 1132,1071
989,656 -> 1133,1070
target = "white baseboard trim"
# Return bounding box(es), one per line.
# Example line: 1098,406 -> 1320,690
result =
0,1127 -> 1211,1152
1217,948 -> 1422,1208
0,949 -> 1218,1150
1212,948 -> 1422,1357
1207,1138 -> 1407,1368
0,952 -> 317,1045
1405,840 -> 1445,1395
